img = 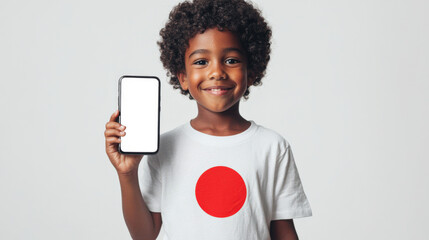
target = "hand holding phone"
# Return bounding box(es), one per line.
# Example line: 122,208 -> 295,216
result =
104,110 -> 143,175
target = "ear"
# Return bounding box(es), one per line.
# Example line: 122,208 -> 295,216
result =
177,72 -> 189,91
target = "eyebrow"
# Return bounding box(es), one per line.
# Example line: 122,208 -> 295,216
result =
188,49 -> 209,59
188,48 -> 244,59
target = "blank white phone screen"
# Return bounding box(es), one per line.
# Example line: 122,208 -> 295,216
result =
119,76 -> 159,153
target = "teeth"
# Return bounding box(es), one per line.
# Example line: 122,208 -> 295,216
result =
211,89 -> 221,91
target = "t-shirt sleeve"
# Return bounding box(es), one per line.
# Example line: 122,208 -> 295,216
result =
139,154 -> 162,213
272,143 -> 312,220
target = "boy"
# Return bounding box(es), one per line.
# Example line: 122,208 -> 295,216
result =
104,0 -> 312,239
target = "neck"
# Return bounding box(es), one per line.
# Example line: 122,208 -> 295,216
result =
191,102 -> 250,136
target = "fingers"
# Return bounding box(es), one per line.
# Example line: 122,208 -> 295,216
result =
104,128 -> 126,138
106,121 -> 125,130
110,109 -> 119,122
106,110 -> 126,129
105,110 -> 126,147
105,128 -> 125,153
106,136 -> 121,144
105,110 -> 125,162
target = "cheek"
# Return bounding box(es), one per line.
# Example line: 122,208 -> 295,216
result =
233,69 -> 247,85
188,70 -> 205,86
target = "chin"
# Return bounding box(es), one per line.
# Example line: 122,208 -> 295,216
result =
212,105 -> 236,113
200,104 -> 228,113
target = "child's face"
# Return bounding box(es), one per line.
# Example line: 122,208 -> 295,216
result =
178,28 -> 253,113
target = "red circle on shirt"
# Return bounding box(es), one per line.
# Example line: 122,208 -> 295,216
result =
195,166 -> 247,218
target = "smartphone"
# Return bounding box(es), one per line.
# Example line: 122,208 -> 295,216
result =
118,75 -> 160,154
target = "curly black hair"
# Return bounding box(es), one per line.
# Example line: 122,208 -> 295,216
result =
158,0 -> 272,99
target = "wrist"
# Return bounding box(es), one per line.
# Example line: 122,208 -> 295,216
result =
117,170 -> 139,180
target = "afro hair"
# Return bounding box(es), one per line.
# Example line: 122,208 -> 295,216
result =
158,0 -> 272,99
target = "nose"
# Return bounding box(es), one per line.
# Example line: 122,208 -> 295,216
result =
208,61 -> 226,80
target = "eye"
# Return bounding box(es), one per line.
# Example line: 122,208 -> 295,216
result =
225,58 -> 241,64
193,59 -> 208,65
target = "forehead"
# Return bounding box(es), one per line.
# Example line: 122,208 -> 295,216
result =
186,28 -> 243,55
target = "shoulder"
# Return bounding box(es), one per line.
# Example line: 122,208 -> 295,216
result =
253,122 -> 290,147
146,124 -> 187,161
160,123 -> 187,140
156,123 -> 189,151
247,124 -> 290,157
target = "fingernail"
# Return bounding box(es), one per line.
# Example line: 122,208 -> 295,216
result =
119,126 -> 125,130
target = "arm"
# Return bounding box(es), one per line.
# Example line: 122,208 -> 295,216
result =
118,172 -> 162,240
270,219 -> 299,240
105,110 -> 162,240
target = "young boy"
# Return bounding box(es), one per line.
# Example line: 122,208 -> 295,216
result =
104,0 -> 312,239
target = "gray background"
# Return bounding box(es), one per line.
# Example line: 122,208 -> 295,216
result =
1,0 -> 428,239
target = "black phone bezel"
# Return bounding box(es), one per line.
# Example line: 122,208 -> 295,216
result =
117,75 -> 161,155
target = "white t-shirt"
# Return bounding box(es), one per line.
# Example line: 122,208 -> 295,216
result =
139,121 -> 312,240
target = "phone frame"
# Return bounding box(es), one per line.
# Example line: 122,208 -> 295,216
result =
117,75 -> 161,155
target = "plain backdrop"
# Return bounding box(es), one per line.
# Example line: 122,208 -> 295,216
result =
1,0 -> 428,239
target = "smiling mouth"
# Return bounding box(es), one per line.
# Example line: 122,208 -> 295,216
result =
203,87 -> 233,96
